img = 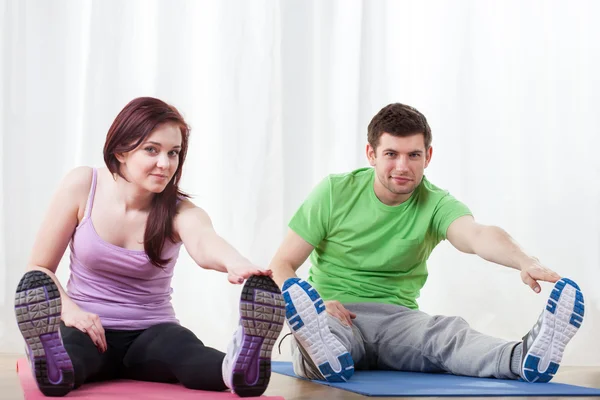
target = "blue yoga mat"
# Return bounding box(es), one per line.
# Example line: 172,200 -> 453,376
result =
272,361 -> 600,397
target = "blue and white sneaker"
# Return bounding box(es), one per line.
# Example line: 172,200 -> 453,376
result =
282,278 -> 354,382
521,278 -> 584,383
222,275 -> 285,397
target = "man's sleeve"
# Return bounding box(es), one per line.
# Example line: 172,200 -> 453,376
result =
431,193 -> 472,242
288,176 -> 332,247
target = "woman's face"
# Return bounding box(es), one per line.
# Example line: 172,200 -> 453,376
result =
117,123 -> 183,193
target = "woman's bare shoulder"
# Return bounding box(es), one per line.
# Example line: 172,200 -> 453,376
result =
60,166 -> 95,194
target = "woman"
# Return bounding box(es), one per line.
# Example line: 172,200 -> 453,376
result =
14,97 -> 285,397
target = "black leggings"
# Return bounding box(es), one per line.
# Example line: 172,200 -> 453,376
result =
60,322 -> 227,391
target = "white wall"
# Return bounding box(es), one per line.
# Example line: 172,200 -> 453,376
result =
1,0 -> 598,366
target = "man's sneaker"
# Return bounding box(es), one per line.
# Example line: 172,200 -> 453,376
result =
282,277 -> 354,382
222,275 -> 285,397
14,270 -> 74,397
521,278 -> 584,383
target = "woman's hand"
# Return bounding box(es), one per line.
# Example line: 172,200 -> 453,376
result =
62,303 -> 107,352
226,263 -> 273,284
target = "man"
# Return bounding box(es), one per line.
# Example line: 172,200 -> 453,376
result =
269,103 -> 584,383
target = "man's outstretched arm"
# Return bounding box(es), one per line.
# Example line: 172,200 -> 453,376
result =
446,215 -> 561,293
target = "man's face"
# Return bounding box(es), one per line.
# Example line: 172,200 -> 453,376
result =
366,132 -> 432,206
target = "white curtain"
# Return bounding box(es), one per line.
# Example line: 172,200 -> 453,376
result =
1,0 -> 599,366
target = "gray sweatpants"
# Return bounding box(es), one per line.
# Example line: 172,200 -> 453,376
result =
292,302 -> 519,379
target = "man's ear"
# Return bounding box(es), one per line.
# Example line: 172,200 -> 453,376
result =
424,146 -> 433,168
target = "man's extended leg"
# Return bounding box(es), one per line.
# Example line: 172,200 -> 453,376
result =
350,277 -> 585,381
348,302 -> 519,378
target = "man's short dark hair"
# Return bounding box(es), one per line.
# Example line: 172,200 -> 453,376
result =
367,103 -> 432,149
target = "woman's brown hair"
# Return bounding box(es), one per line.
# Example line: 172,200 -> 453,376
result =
103,97 -> 190,267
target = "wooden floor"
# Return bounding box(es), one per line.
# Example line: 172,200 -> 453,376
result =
2,353 -> 600,400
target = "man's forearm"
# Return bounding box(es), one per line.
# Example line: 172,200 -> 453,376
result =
471,225 -> 535,271
270,262 -> 298,288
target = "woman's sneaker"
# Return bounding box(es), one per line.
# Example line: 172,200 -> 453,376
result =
15,270 -> 74,396
222,275 -> 285,397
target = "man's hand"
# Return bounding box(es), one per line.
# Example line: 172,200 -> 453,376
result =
325,300 -> 356,326
520,257 -> 561,293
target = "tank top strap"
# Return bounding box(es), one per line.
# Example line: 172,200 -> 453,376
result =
83,168 -> 98,220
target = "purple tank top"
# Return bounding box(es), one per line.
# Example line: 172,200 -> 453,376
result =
66,168 -> 182,330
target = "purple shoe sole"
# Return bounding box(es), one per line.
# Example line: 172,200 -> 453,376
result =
231,275 -> 285,397
15,271 -> 74,397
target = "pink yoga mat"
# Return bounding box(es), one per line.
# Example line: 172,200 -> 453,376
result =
17,358 -> 284,399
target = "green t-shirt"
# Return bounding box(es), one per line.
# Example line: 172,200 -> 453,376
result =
289,167 -> 471,309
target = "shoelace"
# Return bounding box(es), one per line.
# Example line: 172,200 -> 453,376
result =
277,332 -> 293,355
275,331 -> 326,380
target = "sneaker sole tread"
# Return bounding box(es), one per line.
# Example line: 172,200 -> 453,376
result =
15,271 -> 74,397
282,278 -> 354,382
231,275 -> 285,397
522,278 -> 584,383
